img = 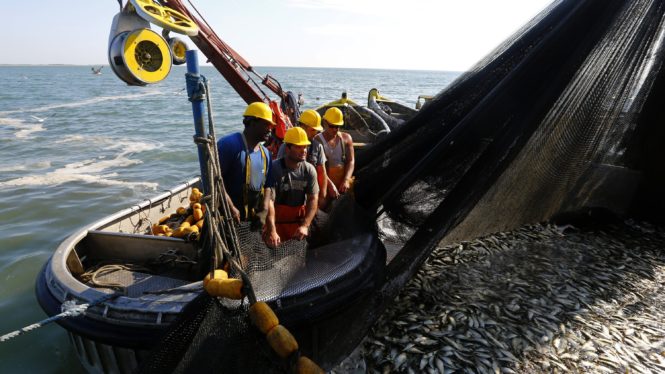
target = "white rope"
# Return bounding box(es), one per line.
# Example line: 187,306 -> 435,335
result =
0,293 -> 119,343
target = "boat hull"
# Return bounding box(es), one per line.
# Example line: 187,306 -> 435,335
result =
35,179 -> 386,372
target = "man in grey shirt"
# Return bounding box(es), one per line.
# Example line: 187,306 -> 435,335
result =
264,127 -> 319,247
276,109 -> 328,206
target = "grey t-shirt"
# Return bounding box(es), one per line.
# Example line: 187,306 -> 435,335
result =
271,159 -> 320,206
277,142 -> 327,167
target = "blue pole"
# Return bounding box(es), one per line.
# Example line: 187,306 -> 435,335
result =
185,50 -> 210,194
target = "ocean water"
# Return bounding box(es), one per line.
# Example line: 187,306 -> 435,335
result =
0,65 -> 459,373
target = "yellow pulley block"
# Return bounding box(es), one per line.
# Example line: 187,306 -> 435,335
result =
109,28 -> 172,86
130,0 -> 199,36
168,37 -> 188,65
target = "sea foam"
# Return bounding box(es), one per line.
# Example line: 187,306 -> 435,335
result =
0,139 -> 159,189
0,91 -> 164,116
0,117 -> 45,139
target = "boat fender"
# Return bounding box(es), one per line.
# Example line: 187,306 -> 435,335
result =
195,219 -> 204,230
297,356 -> 325,374
176,206 -> 188,215
266,325 -> 298,358
204,273 -> 244,299
158,215 -> 171,224
249,302 -> 279,334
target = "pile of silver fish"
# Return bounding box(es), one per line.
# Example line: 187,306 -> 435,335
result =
335,220 -> 665,373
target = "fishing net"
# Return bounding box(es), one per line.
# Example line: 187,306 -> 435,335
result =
140,71 -> 385,373
141,0 -> 665,371
140,197 -> 385,374
355,0 -> 665,284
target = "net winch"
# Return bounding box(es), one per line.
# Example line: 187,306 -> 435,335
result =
108,0 -> 198,86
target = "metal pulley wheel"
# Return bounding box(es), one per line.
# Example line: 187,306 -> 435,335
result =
130,0 -> 199,36
109,28 -> 172,86
166,35 -> 188,65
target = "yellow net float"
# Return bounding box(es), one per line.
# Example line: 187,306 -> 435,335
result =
108,28 -> 172,85
130,0 -> 199,36
203,271 -> 244,299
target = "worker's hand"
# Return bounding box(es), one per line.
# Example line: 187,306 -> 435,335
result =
294,225 -> 309,240
230,205 -> 241,223
263,228 -> 281,248
328,183 -> 340,199
339,179 -> 351,194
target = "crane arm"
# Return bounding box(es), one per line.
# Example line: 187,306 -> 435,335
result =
161,0 -> 287,104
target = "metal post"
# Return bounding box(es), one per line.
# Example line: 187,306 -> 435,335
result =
185,50 -> 210,194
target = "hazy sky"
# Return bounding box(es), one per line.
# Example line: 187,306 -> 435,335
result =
3,0 -> 553,71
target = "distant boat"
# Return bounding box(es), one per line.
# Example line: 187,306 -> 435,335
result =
91,66 -> 103,75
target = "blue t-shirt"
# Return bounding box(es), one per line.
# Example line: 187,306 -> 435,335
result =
217,132 -> 273,219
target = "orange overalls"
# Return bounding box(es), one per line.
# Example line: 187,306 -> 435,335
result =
275,204 -> 307,240
273,160 -> 316,240
316,133 -> 347,191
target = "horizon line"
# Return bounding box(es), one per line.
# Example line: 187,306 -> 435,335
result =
0,63 -> 463,74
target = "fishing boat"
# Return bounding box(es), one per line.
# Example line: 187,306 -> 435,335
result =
35,176 -> 386,372
315,92 -> 391,147
368,88 -> 418,121
34,0 -> 665,372
35,1 -> 391,372
365,88 -> 419,131
314,89 -> 431,148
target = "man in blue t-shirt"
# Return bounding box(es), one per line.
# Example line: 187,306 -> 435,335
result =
217,102 -> 275,223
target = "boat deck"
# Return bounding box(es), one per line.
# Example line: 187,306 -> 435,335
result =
91,268 -> 190,298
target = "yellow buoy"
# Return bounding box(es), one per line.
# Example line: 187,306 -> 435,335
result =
204,277 -> 244,299
266,325 -> 299,359
249,302 -> 279,334
203,269 -> 229,287
296,356 -> 325,374
193,208 -> 204,221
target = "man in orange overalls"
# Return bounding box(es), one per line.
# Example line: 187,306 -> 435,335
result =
263,127 -> 319,247
314,107 -> 355,209
277,109 -> 328,207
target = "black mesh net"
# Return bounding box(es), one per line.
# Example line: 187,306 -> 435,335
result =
141,0 -> 665,371
355,0 -> 665,286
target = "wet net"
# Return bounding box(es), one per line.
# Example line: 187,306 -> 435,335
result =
142,0 -> 665,371
356,0 -> 665,288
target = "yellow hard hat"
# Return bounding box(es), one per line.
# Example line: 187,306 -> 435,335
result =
298,109 -> 323,131
243,102 -> 275,125
323,107 -> 344,126
284,127 -> 311,146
